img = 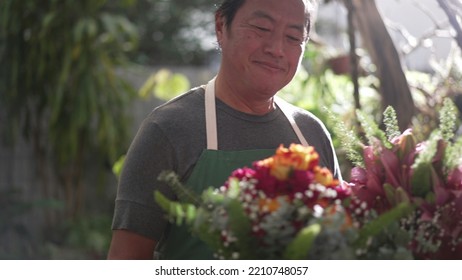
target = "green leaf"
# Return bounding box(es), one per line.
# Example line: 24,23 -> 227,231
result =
395,187 -> 411,204
355,202 -> 414,249
226,198 -> 254,259
41,12 -> 55,31
411,150 -> 436,198
283,223 -> 321,259
153,71 -> 190,101
74,19 -> 87,42
383,183 -> 396,206
154,191 -> 197,226
154,191 -> 171,212
138,72 -> 159,99
112,155 -> 125,178
185,204 -> 197,225
201,188 -> 224,204
191,208 -> 222,255
174,204 -> 185,225
101,13 -> 118,38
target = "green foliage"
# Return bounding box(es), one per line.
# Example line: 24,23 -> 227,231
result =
1,0 -> 138,165
356,109 -> 390,148
439,98 -> 458,142
154,191 -> 198,226
280,44 -> 382,177
158,171 -> 201,205
139,69 -> 190,101
1,0 -> 139,221
383,106 -> 401,141
0,189 -> 65,259
326,109 -> 364,167
283,223 -> 321,259
445,137 -> 462,171
63,215 -> 113,259
112,0 -> 216,65
225,198 -> 255,259
355,203 -> 414,249
112,155 -> 126,178
412,99 -> 459,180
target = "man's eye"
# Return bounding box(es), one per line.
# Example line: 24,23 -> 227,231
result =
253,25 -> 270,32
287,36 -> 302,43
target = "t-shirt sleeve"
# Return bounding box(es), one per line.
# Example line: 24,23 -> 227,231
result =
111,116 -> 176,241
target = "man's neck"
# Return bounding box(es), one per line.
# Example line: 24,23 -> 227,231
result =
214,75 -> 276,115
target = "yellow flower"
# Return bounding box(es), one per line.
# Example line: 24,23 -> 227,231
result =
258,157 -> 274,168
314,166 -> 335,186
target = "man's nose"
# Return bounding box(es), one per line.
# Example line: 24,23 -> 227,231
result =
263,32 -> 284,58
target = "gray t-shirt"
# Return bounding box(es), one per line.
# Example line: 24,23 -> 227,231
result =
112,86 -> 342,242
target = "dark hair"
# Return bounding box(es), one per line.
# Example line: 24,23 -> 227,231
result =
216,0 -> 316,36
216,0 -> 246,29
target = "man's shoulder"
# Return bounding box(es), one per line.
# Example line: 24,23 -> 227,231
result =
277,98 -> 324,126
141,86 -> 206,137
155,86 -> 204,114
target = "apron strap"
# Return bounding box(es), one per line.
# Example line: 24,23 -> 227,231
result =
205,77 -> 218,150
205,78 -> 309,150
274,96 -> 309,147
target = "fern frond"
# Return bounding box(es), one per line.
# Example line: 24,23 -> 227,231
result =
325,108 -> 364,167
444,136 -> 462,171
383,106 -> 401,141
158,170 -> 201,205
439,98 -> 457,142
356,109 -> 390,148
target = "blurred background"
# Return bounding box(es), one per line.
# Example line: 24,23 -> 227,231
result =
0,0 -> 461,259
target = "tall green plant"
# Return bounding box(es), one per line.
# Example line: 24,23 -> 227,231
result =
0,0 -> 138,218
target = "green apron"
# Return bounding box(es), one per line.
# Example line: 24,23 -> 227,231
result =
161,77 -> 308,259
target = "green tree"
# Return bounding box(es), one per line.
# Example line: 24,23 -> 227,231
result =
119,0 -> 216,65
0,0 -> 139,219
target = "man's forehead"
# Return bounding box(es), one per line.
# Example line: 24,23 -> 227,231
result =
241,0 -> 311,28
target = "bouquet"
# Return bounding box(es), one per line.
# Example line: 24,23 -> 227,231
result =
335,98 -> 462,259
155,99 -> 462,259
156,144 -> 358,259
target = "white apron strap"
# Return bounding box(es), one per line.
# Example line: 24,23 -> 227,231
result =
205,77 -> 309,150
274,96 -> 309,146
205,77 -> 218,150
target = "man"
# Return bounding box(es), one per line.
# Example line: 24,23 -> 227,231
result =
108,0 -> 342,259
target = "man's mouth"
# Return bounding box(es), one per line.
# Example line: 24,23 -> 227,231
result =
254,61 -> 285,72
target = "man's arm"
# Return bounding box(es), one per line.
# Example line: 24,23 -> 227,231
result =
107,229 -> 157,260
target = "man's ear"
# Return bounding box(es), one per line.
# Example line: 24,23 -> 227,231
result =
215,12 -> 226,44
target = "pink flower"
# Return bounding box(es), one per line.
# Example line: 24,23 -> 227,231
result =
447,166 -> 462,191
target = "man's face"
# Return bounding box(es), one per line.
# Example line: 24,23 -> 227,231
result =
216,0 -> 309,96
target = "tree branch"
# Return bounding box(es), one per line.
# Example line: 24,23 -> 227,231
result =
437,0 -> 462,51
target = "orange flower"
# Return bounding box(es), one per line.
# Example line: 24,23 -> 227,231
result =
258,197 -> 289,213
269,144 -> 320,180
324,205 -> 353,231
